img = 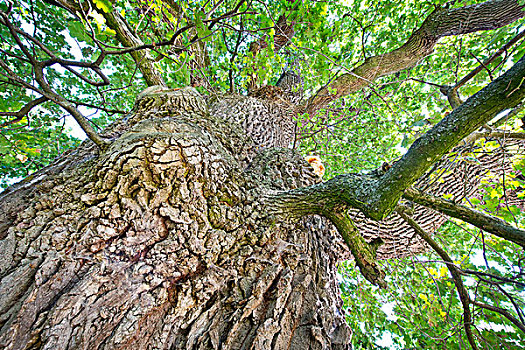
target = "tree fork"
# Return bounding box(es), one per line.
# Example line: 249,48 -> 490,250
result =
265,174 -> 386,288
372,53 -> 525,219
276,53 -> 525,223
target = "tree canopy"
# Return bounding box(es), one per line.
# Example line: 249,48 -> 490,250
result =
1,0 -> 525,348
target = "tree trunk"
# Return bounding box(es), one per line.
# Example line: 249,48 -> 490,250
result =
0,88 -> 352,349
2,86 -> 522,349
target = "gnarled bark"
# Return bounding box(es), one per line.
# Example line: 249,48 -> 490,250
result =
0,81 -> 523,348
0,88 -> 352,349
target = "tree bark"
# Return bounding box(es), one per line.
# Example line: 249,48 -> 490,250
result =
0,88 -> 352,349
1,84 -> 524,349
2,1 -> 524,347
305,0 -> 525,114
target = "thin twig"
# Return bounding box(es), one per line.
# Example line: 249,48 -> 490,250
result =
471,300 -> 525,334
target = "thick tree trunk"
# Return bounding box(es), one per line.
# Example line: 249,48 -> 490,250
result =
0,88 -> 351,349
1,86 -> 522,349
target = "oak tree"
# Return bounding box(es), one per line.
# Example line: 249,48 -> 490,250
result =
1,0 -> 524,349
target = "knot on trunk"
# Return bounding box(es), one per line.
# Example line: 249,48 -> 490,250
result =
133,86 -> 208,117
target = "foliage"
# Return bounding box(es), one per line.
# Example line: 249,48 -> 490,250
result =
2,0 -> 524,180
341,218 -> 525,349
1,0 -> 525,348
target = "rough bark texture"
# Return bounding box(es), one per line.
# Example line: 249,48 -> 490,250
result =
306,0 -> 525,114
0,86 -> 523,349
0,88 -> 352,349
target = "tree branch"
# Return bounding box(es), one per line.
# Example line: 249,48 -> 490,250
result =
471,300 -> 525,334
403,187 -> 525,248
0,96 -> 48,127
463,267 -> 525,326
0,8 -> 110,149
453,29 -> 525,93
371,53 -> 525,219
5,22 -> 111,86
93,0 -> 248,87
397,209 -> 479,350
39,86 -> 110,148
463,129 -> 525,143
462,268 -> 525,289
268,46 -> 525,249
323,208 -> 386,288
416,27 -> 525,111
491,102 -> 524,127
265,184 -> 386,288
99,9 -> 166,87
305,0 -> 525,114
0,60 -> 108,148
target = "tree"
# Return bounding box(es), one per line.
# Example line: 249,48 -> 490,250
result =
0,0 -> 524,349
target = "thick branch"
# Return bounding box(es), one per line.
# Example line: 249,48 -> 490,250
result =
440,85 -> 463,109
370,53 -> 525,219
101,10 -> 166,87
43,88 -> 110,148
403,187 -> 525,248
266,182 -> 386,288
306,0 -> 525,114
463,129 -> 525,143
323,209 -> 386,288
270,53 -> 525,228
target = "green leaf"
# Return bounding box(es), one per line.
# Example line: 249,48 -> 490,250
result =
93,0 -> 113,13
195,10 -> 212,42
67,21 -> 92,43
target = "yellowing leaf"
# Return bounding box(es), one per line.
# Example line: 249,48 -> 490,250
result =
320,4 -> 328,16
104,28 -> 116,36
93,0 -> 112,13
509,180 -> 521,188
439,266 -> 448,278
